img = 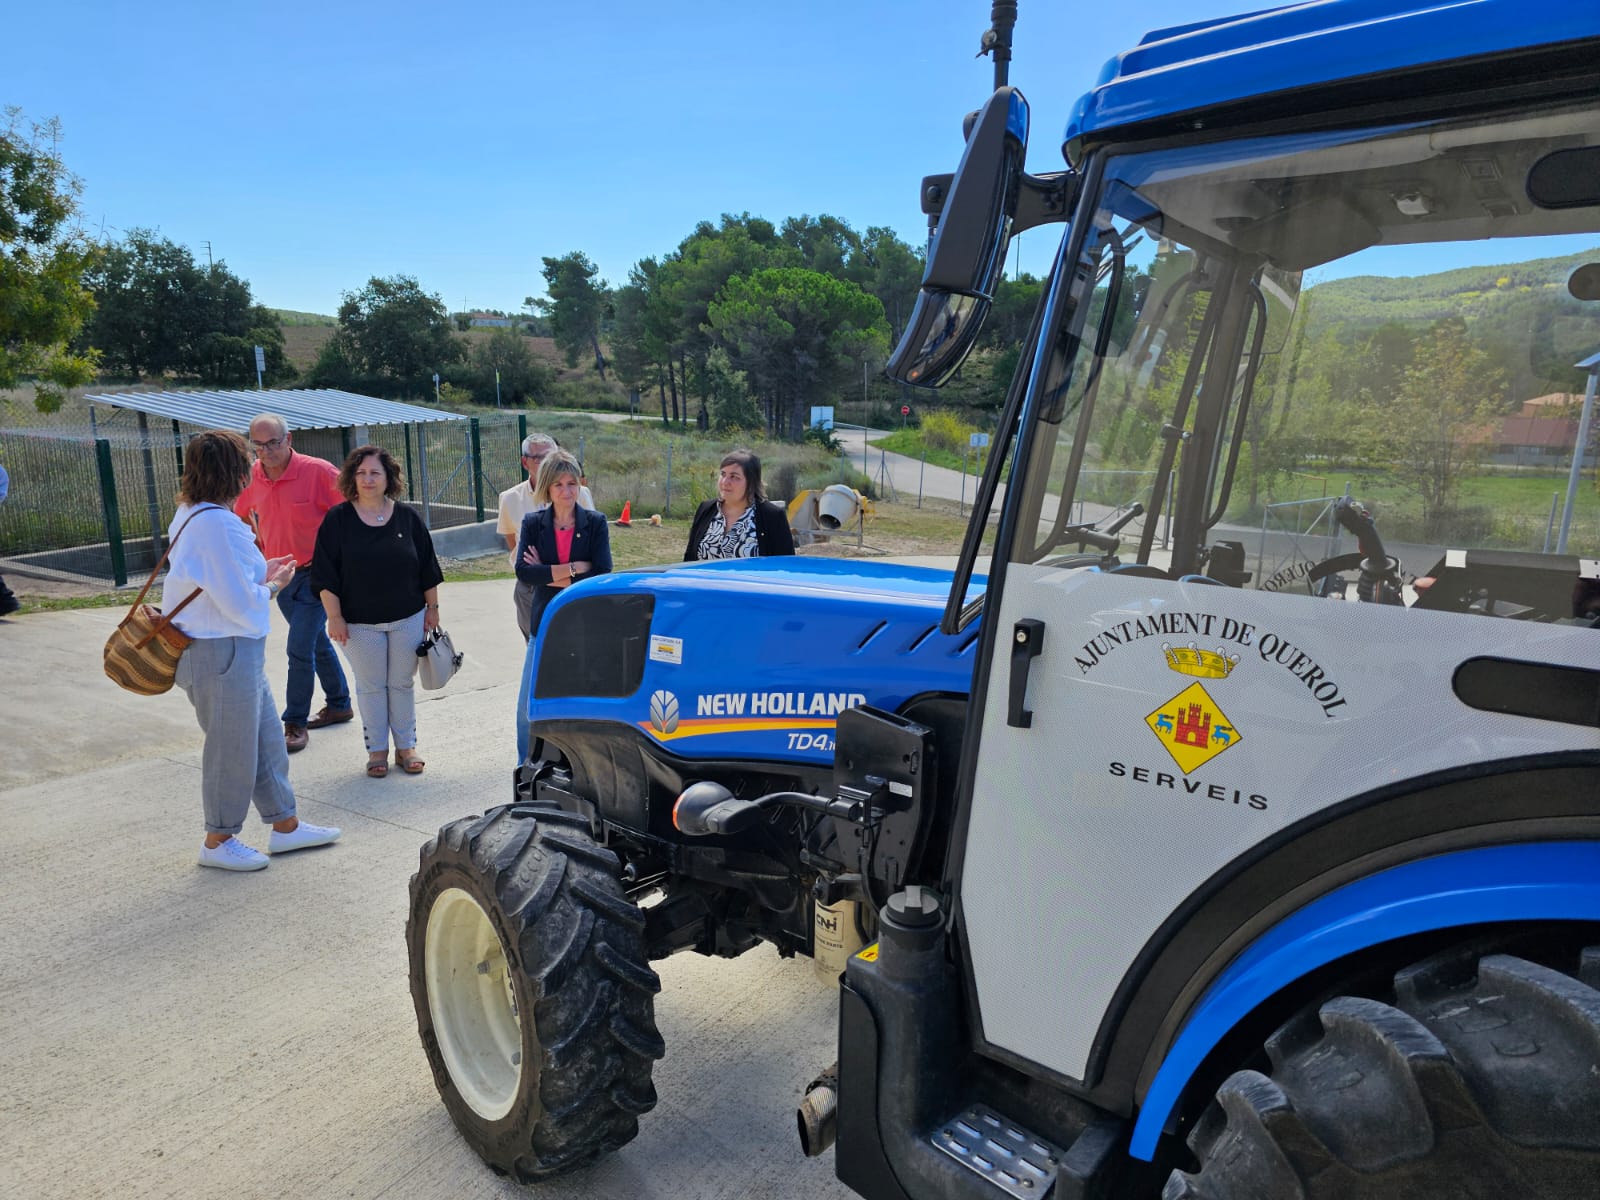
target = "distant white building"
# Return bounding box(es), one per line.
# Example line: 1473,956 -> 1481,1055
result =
468,312 -> 512,327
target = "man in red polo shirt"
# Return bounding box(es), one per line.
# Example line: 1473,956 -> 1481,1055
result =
236,413 -> 352,753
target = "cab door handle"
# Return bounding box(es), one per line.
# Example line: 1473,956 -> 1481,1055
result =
1008,619 -> 1045,728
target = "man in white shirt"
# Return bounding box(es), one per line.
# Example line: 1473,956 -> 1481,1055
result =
497,433 -> 594,640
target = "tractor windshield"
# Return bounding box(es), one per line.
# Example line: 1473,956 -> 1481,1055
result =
1001,95 -> 1600,604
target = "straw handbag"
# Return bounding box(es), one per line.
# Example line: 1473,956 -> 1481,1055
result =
103,508 -> 212,696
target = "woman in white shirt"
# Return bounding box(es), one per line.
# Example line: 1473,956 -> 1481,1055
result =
162,430 -> 342,872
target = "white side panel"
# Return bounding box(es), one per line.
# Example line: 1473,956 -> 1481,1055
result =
959,566 -> 1600,1081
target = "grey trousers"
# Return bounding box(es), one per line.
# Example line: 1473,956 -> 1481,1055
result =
174,636 -> 296,835
514,578 -> 534,642
344,610 -> 427,753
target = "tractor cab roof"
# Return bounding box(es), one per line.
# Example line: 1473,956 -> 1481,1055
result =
1065,0 -> 1600,157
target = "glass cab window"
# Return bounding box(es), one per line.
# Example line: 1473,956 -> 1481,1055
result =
1010,98 -> 1600,625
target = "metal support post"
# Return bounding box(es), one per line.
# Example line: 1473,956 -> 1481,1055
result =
95,438 -> 127,587
1555,353 -> 1598,555
470,418 -> 485,521
135,411 -> 163,565
416,429 -> 433,527
467,419 -> 483,521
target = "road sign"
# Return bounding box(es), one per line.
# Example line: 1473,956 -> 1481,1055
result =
970,432 -> 991,448
253,345 -> 266,373
901,405 -> 910,416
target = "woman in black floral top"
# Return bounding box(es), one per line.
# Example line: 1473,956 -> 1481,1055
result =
683,449 -> 795,561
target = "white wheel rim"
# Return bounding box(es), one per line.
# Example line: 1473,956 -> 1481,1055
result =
424,887 -> 524,1121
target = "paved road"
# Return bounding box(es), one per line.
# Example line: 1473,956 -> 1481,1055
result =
834,424 -> 990,511
1,580 -> 855,1200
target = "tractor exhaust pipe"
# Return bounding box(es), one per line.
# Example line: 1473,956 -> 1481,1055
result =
797,1066 -> 839,1157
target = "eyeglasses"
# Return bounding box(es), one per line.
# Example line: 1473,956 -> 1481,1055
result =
250,436 -> 286,452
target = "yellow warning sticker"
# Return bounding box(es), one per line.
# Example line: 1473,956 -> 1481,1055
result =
856,943 -> 879,962
1146,681 -> 1241,774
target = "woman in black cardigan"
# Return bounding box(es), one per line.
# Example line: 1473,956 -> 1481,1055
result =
313,444 -> 443,778
684,448 -> 796,561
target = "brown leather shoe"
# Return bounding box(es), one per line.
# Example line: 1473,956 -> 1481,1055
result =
285,723 -> 309,753
306,705 -> 354,729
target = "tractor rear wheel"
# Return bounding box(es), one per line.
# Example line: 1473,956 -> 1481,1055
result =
1165,939 -> 1600,1198
407,804 -> 664,1181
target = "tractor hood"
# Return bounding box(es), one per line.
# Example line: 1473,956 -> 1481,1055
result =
527,557 -> 984,766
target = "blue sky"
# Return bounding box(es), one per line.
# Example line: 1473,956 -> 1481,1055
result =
7,0 -> 1269,316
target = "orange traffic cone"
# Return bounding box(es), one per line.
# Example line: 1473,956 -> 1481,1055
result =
616,500 -> 632,527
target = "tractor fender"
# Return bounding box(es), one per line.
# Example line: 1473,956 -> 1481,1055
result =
1128,840 -> 1600,1159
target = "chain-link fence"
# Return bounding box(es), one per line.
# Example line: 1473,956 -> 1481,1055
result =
0,410 -> 868,586
0,412 -> 534,586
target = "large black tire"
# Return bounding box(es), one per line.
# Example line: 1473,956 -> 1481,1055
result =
1165,940 -> 1600,1199
407,804 -> 665,1181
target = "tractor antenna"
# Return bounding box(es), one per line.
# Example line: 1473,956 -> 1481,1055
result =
977,1 -> 1018,90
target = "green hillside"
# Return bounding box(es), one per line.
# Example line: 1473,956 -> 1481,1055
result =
1306,248 -> 1598,330
268,308 -> 337,327
1300,247 -> 1600,398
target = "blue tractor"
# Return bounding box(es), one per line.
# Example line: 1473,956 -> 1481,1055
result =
407,2 -> 1600,1194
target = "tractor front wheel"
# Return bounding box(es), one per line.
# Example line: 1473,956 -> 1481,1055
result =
407,804 -> 664,1181
1166,939 -> 1600,1198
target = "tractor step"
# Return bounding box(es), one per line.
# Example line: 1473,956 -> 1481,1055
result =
931,1103 -> 1066,1198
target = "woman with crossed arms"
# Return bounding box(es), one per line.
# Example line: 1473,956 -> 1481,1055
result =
512,449 -> 611,764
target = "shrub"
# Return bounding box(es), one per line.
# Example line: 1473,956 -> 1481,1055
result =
920,410 -> 977,455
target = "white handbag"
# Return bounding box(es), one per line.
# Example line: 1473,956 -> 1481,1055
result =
416,627 -> 463,691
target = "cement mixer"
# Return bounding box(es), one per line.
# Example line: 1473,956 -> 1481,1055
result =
788,484 -> 870,547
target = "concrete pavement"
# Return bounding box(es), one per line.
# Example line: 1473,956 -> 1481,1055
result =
0,579 -> 856,1200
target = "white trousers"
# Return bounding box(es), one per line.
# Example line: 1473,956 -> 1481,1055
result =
343,610 -> 426,753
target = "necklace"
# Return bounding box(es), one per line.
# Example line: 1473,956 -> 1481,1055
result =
356,500 -> 391,526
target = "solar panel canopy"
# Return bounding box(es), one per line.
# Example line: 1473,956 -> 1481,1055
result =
83,388 -> 462,432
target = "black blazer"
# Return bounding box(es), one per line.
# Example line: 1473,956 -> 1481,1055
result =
514,506 -> 612,636
684,499 -> 796,561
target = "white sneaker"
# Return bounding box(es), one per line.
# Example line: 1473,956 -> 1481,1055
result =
198,837 -> 269,872
268,821 -> 342,855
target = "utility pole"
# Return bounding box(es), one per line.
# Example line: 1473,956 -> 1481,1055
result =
203,240 -> 213,269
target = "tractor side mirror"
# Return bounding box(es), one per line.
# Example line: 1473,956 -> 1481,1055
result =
887,87 -> 1029,388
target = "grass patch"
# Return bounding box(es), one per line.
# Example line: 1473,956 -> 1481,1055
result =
871,429 -> 966,472
11,592 -> 126,612
869,428 -> 1004,481
1228,465 -> 1599,548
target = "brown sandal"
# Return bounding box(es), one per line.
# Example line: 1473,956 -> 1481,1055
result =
397,750 -> 425,775
366,753 -> 390,778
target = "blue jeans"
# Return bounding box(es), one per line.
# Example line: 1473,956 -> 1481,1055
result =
277,572 -> 349,725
